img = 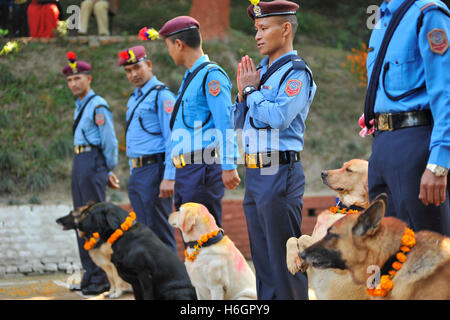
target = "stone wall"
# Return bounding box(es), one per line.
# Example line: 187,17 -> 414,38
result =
0,205 -> 81,278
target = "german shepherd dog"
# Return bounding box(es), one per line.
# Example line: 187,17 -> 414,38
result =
76,202 -> 197,300
301,194 -> 450,299
56,204 -> 131,298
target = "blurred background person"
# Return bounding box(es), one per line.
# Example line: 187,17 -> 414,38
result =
27,0 -> 60,38
12,0 -> 29,37
79,0 -> 117,36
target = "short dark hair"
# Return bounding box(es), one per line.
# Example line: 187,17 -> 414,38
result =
277,14 -> 298,36
167,28 -> 202,48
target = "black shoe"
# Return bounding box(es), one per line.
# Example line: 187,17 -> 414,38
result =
81,282 -> 110,296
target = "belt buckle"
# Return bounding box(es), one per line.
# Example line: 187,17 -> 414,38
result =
172,154 -> 186,169
378,113 -> 393,131
246,153 -> 262,169
131,157 -> 142,169
74,146 -> 81,154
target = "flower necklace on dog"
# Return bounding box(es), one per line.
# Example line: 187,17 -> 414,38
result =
184,229 -> 224,262
83,211 -> 137,250
366,227 -> 416,297
329,206 -> 359,215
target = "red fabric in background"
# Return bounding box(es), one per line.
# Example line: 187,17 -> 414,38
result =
27,0 -> 60,38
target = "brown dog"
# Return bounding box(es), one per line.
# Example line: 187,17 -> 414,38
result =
301,194 -> 450,300
169,203 -> 257,300
286,159 -> 369,299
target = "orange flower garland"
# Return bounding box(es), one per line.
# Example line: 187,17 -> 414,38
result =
366,227 -> 415,297
84,211 -> 136,250
329,206 -> 359,215
184,229 -> 222,262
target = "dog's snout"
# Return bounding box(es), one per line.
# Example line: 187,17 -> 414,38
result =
321,171 -> 328,180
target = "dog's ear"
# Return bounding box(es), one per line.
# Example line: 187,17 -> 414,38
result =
104,204 -> 129,231
372,193 -> 388,207
182,206 -> 197,233
352,198 -> 386,237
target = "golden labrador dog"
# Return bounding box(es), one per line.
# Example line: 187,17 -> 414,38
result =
169,203 -> 257,300
286,159 -> 369,299
56,205 -> 132,298
301,194 -> 450,300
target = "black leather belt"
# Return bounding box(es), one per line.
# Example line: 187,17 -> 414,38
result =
374,110 -> 432,132
131,153 -> 164,169
245,151 -> 301,169
172,149 -> 217,169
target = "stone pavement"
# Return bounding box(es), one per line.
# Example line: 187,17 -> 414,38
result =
0,272 -> 133,300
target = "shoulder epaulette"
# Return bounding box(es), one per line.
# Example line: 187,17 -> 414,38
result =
417,2 -> 450,34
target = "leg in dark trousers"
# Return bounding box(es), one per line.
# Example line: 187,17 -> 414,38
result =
369,126 -> 450,236
244,161 -> 309,300
174,163 -> 225,227
128,161 -> 177,252
71,148 -> 109,292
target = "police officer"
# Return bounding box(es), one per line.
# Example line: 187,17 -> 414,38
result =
118,45 -> 178,252
63,51 -> 119,296
363,0 -> 450,236
231,1 -> 317,299
143,16 -> 240,227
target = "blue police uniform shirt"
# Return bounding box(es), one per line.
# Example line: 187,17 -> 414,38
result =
73,89 -> 118,172
170,55 -> 238,170
367,0 -> 450,169
126,75 -> 176,180
231,50 -> 317,154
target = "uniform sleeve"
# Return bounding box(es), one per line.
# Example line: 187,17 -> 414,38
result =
230,97 -> 247,130
246,70 -> 311,130
205,69 -> 239,171
95,105 -> 118,172
418,9 -> 450,169
157,88 -> 176,180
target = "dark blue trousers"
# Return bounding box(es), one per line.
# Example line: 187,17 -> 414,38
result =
71,148 -> 109,288
369,126 -> 450,236
128,160 -> 177,252
174,163 -> 225,228
244,161 -> 309,300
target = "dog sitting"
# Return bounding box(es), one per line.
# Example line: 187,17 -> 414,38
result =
56,204 -> 131,298
301,194 -> 450,300
286,159 -> 369,299
169,203 -> 257,300
76,202 -> 197,300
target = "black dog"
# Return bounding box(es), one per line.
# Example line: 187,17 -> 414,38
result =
76,202 -> 197,300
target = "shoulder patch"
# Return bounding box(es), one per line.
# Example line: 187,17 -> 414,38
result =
285,79 -> 302,97
208,80 -> 221,96
427,28 -> 449,55
163,100 -> 174,113
95,113 -> 105,126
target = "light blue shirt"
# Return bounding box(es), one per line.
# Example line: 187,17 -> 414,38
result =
126,75 -> 176,180
367,0 -> 450,169
230,50 -> 317,154
73,89 -> 118,172
170,55 -> 238,170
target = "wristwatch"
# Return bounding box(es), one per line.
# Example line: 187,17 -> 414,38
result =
242,86 -> 257,99
426,164 -> 448,177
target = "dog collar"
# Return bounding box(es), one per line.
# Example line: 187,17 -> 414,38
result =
366,227 -> 416,297
184,229 -> 224,262
83,211 -> 137,251
329,201 -> 366,215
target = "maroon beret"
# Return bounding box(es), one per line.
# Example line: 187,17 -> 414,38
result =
159,16 -> 200,38
247,0 -> 299,20
62,51 -> 91,76
117,45 -> 147,66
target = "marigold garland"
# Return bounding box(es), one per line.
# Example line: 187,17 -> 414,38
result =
329,206 -> 359,215
184,229 -> 222,262
84,211 -> 136,250
366,227 -> 415,298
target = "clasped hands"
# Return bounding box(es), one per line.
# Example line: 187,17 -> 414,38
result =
237,55 -> 260,103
